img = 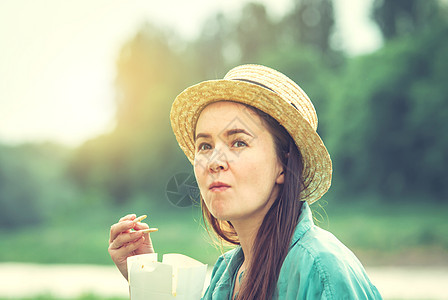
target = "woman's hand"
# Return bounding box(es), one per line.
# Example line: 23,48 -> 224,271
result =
108,214 -> 155,280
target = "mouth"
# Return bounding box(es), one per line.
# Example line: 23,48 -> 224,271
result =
209,181 -> 231,192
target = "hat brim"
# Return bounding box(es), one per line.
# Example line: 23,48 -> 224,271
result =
170,79 -> 332,205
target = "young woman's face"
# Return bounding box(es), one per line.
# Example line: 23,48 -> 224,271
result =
194,101 -> 284,222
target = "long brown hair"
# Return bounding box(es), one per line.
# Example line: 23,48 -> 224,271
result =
201,104 -> 305,299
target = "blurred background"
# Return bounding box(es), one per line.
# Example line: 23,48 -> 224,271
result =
0,0 -> 447,299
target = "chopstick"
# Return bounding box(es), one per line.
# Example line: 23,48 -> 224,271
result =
138,228 -> 159,233
132,215 -> 158,233
133,215 -> 147,223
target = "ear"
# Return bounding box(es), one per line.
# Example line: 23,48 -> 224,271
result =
276,169 -> 285,184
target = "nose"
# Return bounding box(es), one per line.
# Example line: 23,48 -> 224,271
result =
208,148 -> 229,173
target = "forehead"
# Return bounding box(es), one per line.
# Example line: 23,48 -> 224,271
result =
195,101 -> 264,134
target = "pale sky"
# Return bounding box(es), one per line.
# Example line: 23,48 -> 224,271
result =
0,0 -> 381,147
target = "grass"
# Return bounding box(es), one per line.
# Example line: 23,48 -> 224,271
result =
0,197 -> 447,267
313,196 -> 448,265
0,200 -> 226,266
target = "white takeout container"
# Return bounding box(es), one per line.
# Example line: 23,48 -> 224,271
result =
127,253 -> 207,300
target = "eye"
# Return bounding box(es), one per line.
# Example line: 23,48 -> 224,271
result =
197,142 -> 212,152
232,140 -> 247,148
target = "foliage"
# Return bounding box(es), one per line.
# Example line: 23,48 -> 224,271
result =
371,0 -> 440,40
0,143 -> 77,228
326,16 -> 448,200
68,23 -> 193,206
281,0 -> 335,54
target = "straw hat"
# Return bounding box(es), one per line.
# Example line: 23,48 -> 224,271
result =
170,64 -> 332,204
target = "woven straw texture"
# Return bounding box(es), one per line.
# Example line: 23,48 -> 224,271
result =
170,64 -> 332,204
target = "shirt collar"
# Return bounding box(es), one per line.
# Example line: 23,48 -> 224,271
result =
289,201 -> 314,249
223,201 -> 313,282
220,246 -> 244,286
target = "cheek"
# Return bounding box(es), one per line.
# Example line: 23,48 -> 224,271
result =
230,160 -> 261,198
246,166 -> 268,191
240,156 -> 278,195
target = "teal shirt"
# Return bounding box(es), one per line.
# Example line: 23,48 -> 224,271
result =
202,202 -> 382,299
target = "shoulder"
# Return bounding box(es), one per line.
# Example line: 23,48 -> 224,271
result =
280,226 -> 382,299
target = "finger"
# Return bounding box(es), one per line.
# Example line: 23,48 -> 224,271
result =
122,236 -> 146,255
109,221 -> 135,244
109,236 -> 145,261
119,214 -> 136,222
133,222 -> 149,230
132,222 -> 152,242
110,231 -> 144,250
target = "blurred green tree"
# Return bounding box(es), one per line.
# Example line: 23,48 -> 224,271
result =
191,13 -> 231,78
235,3 -> 279,63
371,0 -> 439,40
279,0 -> 343,68
69,23 -> 192,206
282,0 -> 335,52
191,0 -> 343,77
0,143 -> 76,228
327,11 -> 448,201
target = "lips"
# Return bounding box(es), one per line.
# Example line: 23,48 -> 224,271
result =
209,181 -> 231,190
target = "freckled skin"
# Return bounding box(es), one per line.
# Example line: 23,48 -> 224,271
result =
194,102 -> 284,223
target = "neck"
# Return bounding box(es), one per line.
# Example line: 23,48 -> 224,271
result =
231,186 -> 280,268
231,217 -> 263,268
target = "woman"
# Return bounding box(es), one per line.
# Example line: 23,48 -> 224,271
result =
109,64 -> 382,299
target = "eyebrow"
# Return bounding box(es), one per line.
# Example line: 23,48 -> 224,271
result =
195,128 -> 253,141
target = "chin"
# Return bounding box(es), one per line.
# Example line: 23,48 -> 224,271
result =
211,208 -> 245,222
208,205 -> 235,221
209,208 -> 229,221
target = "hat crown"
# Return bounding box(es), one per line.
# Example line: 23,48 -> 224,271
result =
224,64 -> 318,131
